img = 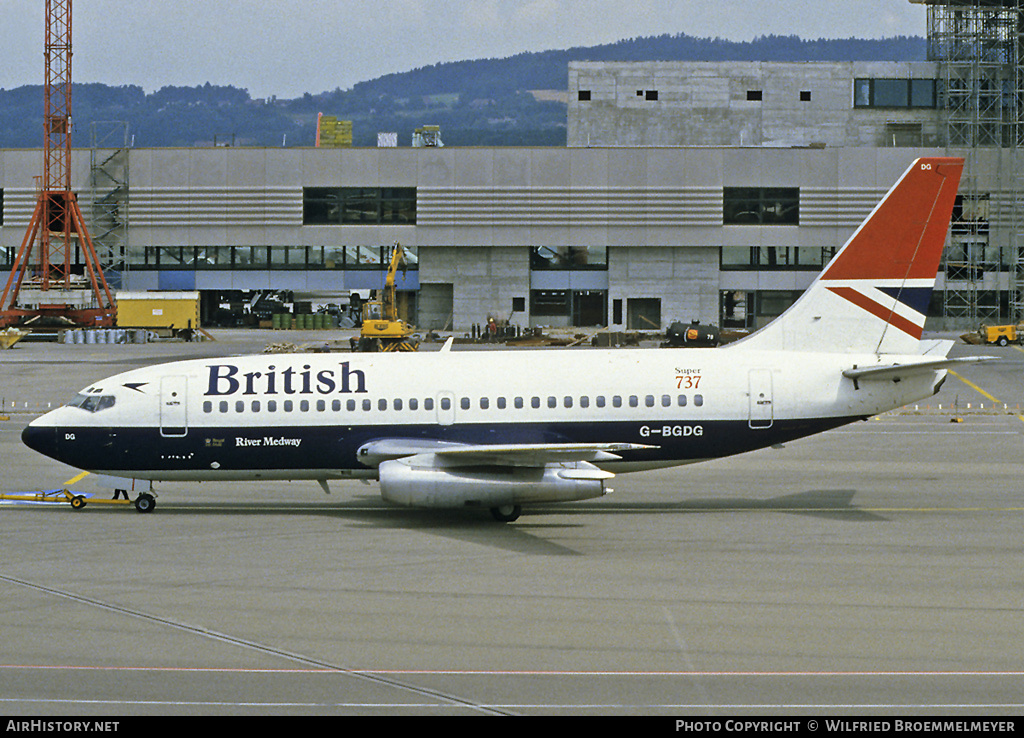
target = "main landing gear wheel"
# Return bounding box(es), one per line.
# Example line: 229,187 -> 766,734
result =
134,493 -> 156,514
490,504 -> 521,523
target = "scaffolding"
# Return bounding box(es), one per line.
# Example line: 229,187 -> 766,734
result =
89,121 -> 130,290
925,0 -> 1024,324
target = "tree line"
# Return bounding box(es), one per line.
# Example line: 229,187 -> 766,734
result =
0,33 -> 926,148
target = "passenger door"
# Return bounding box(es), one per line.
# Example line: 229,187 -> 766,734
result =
748,369 -> 774,429
160,376 -> 188,437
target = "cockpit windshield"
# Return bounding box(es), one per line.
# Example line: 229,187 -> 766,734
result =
68,393 -> 116,413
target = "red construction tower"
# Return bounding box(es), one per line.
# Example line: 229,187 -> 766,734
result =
0,0 -> 115,328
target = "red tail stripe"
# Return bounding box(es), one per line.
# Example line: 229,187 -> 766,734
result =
821,158 -> 963,282
827,287 -> 923,340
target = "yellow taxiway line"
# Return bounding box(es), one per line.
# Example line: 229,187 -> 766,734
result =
948,370 -> 1024,425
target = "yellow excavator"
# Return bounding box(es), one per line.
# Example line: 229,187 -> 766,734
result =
353,243 -> 419,352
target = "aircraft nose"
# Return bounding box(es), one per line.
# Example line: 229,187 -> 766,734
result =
22,421 -> 58,459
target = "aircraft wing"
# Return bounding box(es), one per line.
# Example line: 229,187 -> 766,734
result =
842,355 -> 998,383
358,439 -> 655,468
424,442 -> 653,468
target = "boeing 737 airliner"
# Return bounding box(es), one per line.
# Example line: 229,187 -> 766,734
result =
22,157 -> 989,521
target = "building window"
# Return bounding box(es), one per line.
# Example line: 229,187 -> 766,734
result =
854,78 -> 936,109
626,298 -> 661,331
530,289 -> 607,327
530,290 -> 570,318
143,243 -> 417,271
800,90 -> 812,102
720,246 -> 835,270
645,90 -> 658,101
747,90 -> 762,101
578,90 -> 591,101
952,194 -> 991,235
303,187 -> 416,225
530,246 -> 607,270
723,188 -> 799,225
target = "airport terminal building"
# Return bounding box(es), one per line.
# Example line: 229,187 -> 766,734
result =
0,56 -> 1019,332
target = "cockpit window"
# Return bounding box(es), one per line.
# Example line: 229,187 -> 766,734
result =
68,393 -> 116,413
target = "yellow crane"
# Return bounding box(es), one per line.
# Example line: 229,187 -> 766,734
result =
354,243 -> 419,352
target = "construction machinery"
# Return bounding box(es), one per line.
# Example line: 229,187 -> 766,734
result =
353,243 -> 419,352
0,0 -> 116,329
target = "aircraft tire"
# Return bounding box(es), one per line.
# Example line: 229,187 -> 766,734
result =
134,494 -> 156,514
70,495 -> 86,510
490,504 -> 521,523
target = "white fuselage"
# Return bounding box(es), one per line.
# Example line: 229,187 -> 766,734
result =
24,346 -> 944,482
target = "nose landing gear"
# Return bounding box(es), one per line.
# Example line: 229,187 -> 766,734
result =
133,493 -> 156,513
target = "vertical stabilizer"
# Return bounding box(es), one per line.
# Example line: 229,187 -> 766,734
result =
730,157 -> 963,355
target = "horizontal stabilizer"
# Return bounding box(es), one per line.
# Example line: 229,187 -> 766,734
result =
842,356 -> 998,383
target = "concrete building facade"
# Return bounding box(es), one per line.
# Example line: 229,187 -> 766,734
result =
0,60 -> 1016,331
568,61 -> 945,148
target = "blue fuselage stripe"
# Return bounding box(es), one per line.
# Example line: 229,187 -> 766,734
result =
27,417 -> 860,475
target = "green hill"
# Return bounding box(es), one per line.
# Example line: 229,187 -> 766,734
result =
0,33 -> 926,148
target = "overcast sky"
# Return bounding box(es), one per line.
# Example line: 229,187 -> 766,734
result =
0,0 -> 927,99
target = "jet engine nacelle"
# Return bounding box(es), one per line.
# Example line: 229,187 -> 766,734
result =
378,458 -> 611,509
